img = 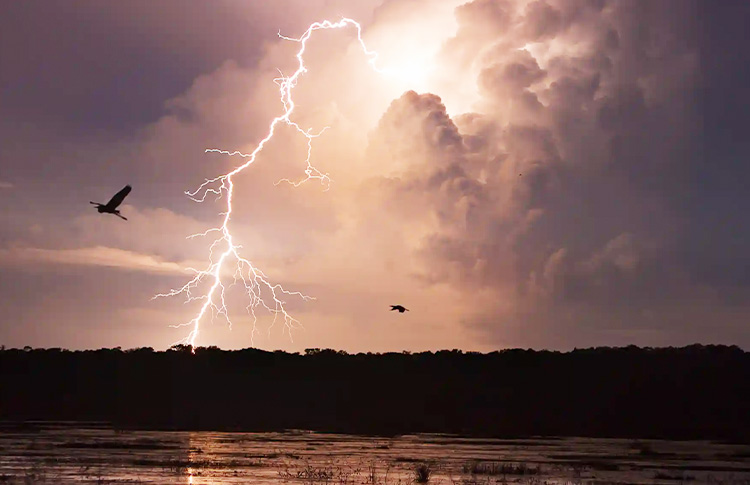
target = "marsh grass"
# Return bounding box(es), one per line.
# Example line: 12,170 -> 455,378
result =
463,461 -> 542,476
414,463 -> 432,483
278,461 -> 363,484
277,460 -> 422,485
366,461 -> 393,484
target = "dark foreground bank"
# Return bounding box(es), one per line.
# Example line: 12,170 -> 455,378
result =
1,344 -> 748,441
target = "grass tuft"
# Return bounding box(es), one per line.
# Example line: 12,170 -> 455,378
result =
415,463 -> 432,483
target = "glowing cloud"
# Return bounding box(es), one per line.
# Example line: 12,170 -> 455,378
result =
155,18 -> 399,349
0,246 -> 196,275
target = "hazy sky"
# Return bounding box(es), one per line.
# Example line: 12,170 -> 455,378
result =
1,0 -> 748,352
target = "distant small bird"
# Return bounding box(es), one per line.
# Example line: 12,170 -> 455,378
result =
90,185 -> 132,220
390,305 -> 409,313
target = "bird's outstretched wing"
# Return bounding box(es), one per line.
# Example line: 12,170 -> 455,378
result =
104,185 -> 132,209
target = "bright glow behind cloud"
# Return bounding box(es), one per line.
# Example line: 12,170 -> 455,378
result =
154,16 -> 468,349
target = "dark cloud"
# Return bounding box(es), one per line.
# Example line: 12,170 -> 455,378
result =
479,51 -> 547,95
0,0 -> 380,134
521,1 -> 563,41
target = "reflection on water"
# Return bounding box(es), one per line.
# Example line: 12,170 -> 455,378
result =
0,422 -> 749,484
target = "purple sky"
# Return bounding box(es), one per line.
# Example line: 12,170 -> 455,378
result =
1,0 -> 748,352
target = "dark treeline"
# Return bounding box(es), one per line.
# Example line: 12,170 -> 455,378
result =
1,344 -> 748,442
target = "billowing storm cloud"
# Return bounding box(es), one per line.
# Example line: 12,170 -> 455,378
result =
362,0 -> 750,348
1,0 -> 748,351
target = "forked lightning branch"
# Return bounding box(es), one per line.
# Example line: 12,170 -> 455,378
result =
153,19 -> 389,349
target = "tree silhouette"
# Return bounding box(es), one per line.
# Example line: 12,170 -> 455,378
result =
0,344 -> 747,441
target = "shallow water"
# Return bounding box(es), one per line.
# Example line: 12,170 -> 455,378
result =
1,423 -> 749,484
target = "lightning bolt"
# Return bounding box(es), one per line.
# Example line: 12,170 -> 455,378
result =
154,19 -> 385,349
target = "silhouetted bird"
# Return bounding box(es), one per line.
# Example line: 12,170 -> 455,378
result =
390,305 -> 409,313
90,185 -> 132,220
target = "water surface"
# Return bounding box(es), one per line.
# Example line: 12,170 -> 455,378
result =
1,423 -> 749,484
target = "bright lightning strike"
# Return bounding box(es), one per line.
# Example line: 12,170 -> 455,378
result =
154,18 -> 388,350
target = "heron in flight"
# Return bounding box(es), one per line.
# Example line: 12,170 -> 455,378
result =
390,305 -> 409,313
90,185 -> 131,220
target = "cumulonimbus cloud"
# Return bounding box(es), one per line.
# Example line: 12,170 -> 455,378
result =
359,0 -> 750,348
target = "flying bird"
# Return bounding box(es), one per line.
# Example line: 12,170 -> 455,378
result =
90,185 -> 132,220
390,305 -> 409,313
